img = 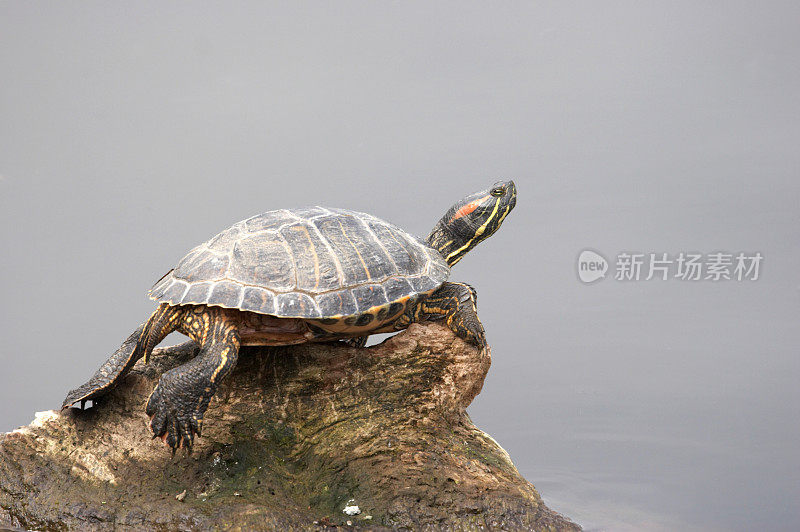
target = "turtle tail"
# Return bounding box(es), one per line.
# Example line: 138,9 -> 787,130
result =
61,304 -> 185,409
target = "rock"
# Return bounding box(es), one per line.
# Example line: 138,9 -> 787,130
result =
0,322 -> 579,531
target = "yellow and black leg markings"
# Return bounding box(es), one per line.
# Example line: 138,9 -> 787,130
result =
141,303 -> 186,363
399,282 -> 486,347
146,305 -> 240,452
341,336 -> 369,348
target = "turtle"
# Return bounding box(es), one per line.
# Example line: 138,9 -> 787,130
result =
62,180 -> 517,451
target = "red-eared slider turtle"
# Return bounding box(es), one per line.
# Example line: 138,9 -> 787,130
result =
63,180 -> 517,451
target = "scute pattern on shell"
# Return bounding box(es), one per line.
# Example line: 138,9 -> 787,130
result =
149,207 -> 449,318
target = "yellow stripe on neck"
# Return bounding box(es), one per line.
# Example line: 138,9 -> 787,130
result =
445,199 -> 500,264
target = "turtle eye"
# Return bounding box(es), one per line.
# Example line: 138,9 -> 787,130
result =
490,187 -> 505,197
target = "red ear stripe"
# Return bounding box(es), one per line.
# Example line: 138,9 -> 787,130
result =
450,196 -> 488,222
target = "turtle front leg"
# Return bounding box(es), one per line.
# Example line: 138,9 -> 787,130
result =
146,306 -> 240,451
341,336 -> 369,348
400,282 -> 486,347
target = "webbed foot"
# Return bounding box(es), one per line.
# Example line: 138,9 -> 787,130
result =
407,281 -> 487,348
144,308 -> 240,452
145,367 -> 207,452
61,323 -> 148,409
452,301 -> 486,347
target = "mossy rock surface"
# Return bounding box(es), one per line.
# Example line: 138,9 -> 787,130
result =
0,323 -> 579,531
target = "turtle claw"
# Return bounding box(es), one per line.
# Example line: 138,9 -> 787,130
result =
461,316 -> 486,348
190,417 -> 202,438
148,399 -> 169,438
417,282 -> 487,348
61,386 -> 93,410
140,308 -> 238,454
146,375 -> 206,452
147,407 -> 200,452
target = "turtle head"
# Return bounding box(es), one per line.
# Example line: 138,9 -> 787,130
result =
427,180 -> 517,267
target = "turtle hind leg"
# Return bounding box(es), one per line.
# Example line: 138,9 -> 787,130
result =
146,306 -> 240,451
400,281 -> 486,347
61,304 -> 185,410
61,322 -> 147,409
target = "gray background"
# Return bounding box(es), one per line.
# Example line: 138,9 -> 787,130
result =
1,2 -> 798,530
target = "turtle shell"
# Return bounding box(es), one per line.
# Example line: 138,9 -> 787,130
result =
148,207 -> 449,320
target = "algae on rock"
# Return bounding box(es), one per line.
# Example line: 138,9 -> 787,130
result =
0,322 -> 579,531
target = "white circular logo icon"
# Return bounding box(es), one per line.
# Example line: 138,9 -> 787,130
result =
577,250 -> 608,283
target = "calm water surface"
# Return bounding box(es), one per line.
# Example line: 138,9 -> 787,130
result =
470,303 -> 799,531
